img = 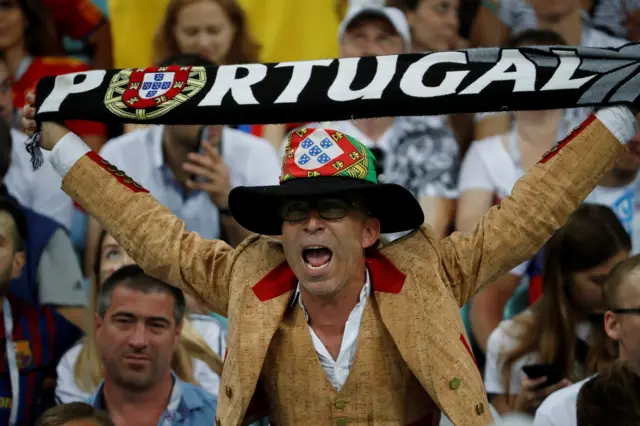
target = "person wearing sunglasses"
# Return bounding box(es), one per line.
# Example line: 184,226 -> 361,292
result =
534,253 -> 640,426
20,93 -> 640,425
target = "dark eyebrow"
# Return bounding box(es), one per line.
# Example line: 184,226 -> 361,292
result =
110,311 -> 171,326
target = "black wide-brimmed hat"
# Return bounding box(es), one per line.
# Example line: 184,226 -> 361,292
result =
228,127 -> 424,236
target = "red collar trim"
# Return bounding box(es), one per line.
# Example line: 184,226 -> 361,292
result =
252,250 -> 406,302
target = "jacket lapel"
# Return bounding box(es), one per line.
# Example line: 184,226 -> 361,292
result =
370,250 -> 491,425
219,261 -> 297,425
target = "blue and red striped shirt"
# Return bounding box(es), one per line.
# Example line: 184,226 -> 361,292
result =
0,295 -> 81,425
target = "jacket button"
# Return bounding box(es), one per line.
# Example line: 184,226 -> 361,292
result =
124,177 -> 133,183
107,165 -> 118,172
225,385 -> 233,399
475,403 -> 485,415
100,159 -> 110,165
337,418 -> 348,426
115,170 -> 126,176
449,378 -> 461,390
335,399 -> 345,409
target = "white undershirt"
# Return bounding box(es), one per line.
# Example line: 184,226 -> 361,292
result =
294,269 -> 371,391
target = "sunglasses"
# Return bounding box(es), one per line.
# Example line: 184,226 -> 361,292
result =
611,308 -> 640,315
279,198 -> 367,222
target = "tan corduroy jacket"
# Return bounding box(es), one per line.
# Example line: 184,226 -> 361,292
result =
59,115 -> 626,425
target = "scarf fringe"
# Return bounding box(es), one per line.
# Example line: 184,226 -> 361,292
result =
25,132 -> 44,171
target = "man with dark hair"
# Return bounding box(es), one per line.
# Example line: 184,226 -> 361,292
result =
576,362 -> 640,426
0,195 -> 81,425
36,402 -> 113,426
87,264 -> 216,425
0,116 -> 86,329
83,52 -> 281,271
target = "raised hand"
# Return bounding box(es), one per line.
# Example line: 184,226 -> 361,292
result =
20,91 -> 69,151
182,140 -> 232,210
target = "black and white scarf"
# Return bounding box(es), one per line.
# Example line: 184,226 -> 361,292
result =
28,43 -> 640,169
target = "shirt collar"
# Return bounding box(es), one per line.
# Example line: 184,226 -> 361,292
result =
292,268 -> 371,318
150,125 -> 167,170
90,371 -> 201,415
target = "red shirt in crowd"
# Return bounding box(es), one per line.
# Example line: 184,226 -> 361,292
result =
44,0 -> 106,41
12,56 -> 107,138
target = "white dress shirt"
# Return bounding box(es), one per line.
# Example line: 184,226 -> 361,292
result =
6,129 -> 73,229
98,125 -> 281,239
294,268 -> 371,391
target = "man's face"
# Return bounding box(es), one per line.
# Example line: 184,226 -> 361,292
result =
528,0 -> 581,22
95,285 -> 182,392
0,211 -> 24,292
340,15 -> 405,58
0,60 -> 12,123
165,124 -> 222,151
281,197 -> 380,297
606,270 -> 640,369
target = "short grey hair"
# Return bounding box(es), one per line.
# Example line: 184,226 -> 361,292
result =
98,264 -> 185,326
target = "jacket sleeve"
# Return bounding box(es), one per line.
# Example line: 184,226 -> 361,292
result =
437,110 -> 632,307
51,132 -> 242,316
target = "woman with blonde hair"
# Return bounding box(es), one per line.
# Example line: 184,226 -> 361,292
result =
153,0 -> 260,66
484,204 -> 631,415
55,229 -> 226,403
149,0 -> 293,149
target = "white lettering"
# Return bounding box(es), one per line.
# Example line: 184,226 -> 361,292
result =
541,50 -> 596,91
198,64 -> 267,106
400,52 -> 470,97
38,71 -> 106,113
274,60 -> 333,104
460,50 -> 536,95
327,56 -> 398,101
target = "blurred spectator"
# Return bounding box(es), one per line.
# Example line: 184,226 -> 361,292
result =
36,402 -> 113,426
0,196 -> 81,425
387,0 -> 474,155
387,0 -> 466,50
470,0 -> 622,47
484,204 -> 627,415
41,0 -> 113,69
150,0 -> 292,149
576,362 -> 640,426
0,0 -> 107,152
0,55 -> 73,229
284,5 -> 460,240
55,229 -> 226,403
0,117 -> 86,329
471,0 -> 626,141
592,0 -> 640,40
534,254 -> 640,426
82,52 -> 280,275
153,0 -> 260,66
86,265 -> 217,425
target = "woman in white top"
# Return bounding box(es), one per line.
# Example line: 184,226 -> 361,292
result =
484,204 -> 629,415
55,229 -> 227,403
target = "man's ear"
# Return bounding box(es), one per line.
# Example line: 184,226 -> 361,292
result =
605,310 -> 622,341
362,217 -> 381,249
94,312 -> 103,333
10,251 -> 25,280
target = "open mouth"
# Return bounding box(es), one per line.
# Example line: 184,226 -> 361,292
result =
302,246 -> 333,270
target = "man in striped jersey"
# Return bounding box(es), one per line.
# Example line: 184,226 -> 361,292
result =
0,197 -> 81,425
